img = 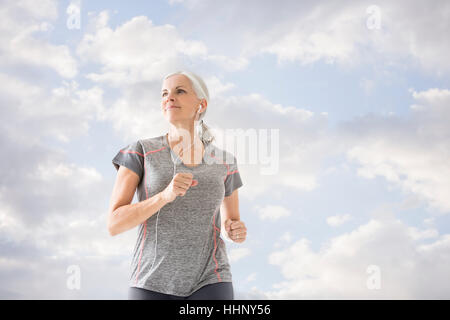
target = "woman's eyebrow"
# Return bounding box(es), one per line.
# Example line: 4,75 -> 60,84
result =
162,86 -> 185,92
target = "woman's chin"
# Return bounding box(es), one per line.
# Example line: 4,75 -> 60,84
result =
166,117 -> 187,125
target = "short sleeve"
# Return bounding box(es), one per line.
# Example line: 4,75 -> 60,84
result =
224,155 -> 243,197
112,140 -> 144,181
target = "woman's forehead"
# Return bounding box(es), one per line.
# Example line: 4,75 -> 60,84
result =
162,74 -> 191,90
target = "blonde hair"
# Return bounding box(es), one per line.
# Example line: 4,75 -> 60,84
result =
163,70 -> 215,146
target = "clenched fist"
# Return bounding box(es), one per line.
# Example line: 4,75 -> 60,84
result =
224,219 -> 247,243
161,172 -> 197,203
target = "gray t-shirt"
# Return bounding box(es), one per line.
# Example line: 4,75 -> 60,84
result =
112,134 -> 243,296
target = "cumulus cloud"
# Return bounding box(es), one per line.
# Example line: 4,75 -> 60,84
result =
273,231 -> 293,249
254,204 -> 291,221
267,215 -> 450,299
0,73 -> 106,143
245,272 -> 257,283
234,286 -> 270,300
76,11 -> 247,87
326,214 -> 352,227
0,1 -> 128,299
0,240 -> 134,299
202,92 -> 332,199
0,102 -> 129,299
0,133 -> 135,299
337,88 -> 450,214
173,0 -> 450,73
0,0 -> 77,78
228,247 -> 251,263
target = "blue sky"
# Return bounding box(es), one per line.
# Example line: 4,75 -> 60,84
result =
1,0 -> 450,299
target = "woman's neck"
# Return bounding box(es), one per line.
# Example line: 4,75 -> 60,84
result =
166,129 -> 204,164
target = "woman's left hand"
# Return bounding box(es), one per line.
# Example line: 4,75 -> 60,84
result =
224,219 -> 247,243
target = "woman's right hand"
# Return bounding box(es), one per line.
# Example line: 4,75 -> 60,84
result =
161,172 -> 194,203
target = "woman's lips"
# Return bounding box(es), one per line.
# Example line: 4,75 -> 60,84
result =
166,106 -> 180,110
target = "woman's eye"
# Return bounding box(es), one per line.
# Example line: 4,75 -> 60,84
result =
162,89 -> 185,97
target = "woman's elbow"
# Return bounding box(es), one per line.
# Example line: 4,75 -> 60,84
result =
107,214 -> 119,237
108,222 -> 117,236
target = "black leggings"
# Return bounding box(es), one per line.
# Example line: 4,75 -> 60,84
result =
128,282 -> 234,300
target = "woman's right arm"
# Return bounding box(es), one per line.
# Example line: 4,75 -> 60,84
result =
107,166 -> 169,236
107,166 -> 194,236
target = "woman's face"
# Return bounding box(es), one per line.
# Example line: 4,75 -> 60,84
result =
161,74 -> 204,125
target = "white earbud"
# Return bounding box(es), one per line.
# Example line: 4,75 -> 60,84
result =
197,104 -> 202,114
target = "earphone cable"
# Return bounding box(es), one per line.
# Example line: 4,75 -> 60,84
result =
148,107 -> 202,274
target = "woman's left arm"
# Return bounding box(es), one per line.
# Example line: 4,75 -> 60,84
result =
220,189 -> 247,243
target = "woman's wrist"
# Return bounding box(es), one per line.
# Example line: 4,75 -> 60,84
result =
158,190 -> 170,204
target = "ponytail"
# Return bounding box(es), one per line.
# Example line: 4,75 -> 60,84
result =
198,119 -> 215,146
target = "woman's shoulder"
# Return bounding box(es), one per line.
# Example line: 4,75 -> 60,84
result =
138,135 -> 167,152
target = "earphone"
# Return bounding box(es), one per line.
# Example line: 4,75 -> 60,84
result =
148,107 -> 202,273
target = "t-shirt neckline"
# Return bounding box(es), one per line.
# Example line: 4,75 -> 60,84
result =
161,134 -> 206,169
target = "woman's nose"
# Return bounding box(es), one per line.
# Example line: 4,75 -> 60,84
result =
165,96 -> 175,104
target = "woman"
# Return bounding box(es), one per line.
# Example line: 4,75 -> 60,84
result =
108,71 -> 247,300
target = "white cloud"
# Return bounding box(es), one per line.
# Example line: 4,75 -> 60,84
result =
174,0 -> 450,73
0,22 -> 120,297
228,247 -> 251,263
77,13 -> 199,86
234,286 -> 269,300
259,3 -> 367,67
266,215 -> 449,299
274,231 -> 293,249
103,83 -> 169,141
423,217 -> 435,227
203,75 -> 236,98
254,204 -> 291,221
338,88 -> 450,213
202,92 -> 332,199
0,150 -> 135,299
406,226 -> 439,241
204,54 -> 249,72
245,272 -> 257,283
0,73 -> 106,143
77,11 -> 247,87
0,249 -> 132,299
0,3 -> 123,299
326,214 -> 352,227
0,166 -> 135,299
359,78 -> 376,95
0,0 -> 77,78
